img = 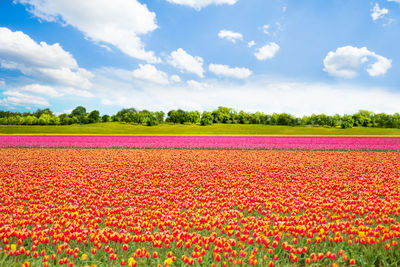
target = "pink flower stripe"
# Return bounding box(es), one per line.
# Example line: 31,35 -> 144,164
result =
0,135 -> 400,150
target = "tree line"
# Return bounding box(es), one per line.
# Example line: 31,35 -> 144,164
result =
1,106 -> 400,129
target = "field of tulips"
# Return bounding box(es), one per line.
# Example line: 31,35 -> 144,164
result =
1,148 -> 400,267
1,135 -> 400,150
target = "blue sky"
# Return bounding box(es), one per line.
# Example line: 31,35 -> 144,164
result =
0,0 -> 399,116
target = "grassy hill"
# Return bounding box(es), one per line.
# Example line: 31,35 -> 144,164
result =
1,122 -> 400,136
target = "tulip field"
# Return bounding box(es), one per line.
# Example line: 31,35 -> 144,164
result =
1,137 -> 400,267
1,135 -> 400,150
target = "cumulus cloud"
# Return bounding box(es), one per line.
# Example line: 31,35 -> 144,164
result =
168,48 -> 204,77
166,0 -> 238,10
218,30 -> 243,43
19,84 -> 62,97
64,88 -> 94,98
88,68 -> 400,116
209,64 -> 252,79
170,75 -> 182,83
254,42 -> 280,60
323,46 -> 392,78
0,83 -> 94,108
15,0 -> 160,63
371,3 -> 389,21
0,91 -> 49,106
0,27 -> 93,88
186,80 -> 210,90
132,64 -> 170,85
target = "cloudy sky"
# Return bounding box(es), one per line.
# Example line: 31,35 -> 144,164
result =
0,0 -> 399,116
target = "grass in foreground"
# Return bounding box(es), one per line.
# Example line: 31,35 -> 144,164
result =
1,123 -> 400,135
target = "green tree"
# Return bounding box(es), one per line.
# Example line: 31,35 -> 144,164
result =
38,114 -> 52,125
70,106 -> 87,123
87,110 -> 100,123
101,115 -> 110,122
200,112 -> 213,126
154,111 -> 165,123
33,108 -> 53,118
23,115 -> 38,125
341,115 -> 354,129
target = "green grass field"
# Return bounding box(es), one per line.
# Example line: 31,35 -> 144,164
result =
1,122 -> 400,135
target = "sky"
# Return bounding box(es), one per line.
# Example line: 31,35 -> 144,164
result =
0,0 -> 399,116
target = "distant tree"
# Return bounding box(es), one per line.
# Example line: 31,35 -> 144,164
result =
154,111 -> 165,123
111,115 -> 118,122
341,115 -> 354,129
277,113 -> 293,126
70,106 -> 87,123
38,114 -> 51,125
117,108 -> 137,122
102,115 -> 110,122
71,106 -> 86,117
238,111 -> 250,124
301,116 -> 310,125
146,114 -> 159,126
33,108 -> 53,118
21,116 -> 32,125
270,113 -> 279,125
167,109 -> 187,124
49,115 -> 60,125
200,112 -> 213,126
87,110 -> 100,123
186,111 -> 200,124
58,114 -> 71,125
0,117 -> 8,125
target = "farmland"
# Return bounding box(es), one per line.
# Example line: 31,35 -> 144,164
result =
1,148 -> 400,266
2,123 -> 400,136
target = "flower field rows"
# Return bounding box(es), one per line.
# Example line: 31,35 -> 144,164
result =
1,149 -> 400,266
1,135 -> 400,150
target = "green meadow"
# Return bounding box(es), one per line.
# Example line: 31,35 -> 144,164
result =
1,122 -> 400,136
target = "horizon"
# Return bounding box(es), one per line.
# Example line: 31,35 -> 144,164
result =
0,0 -> 399,117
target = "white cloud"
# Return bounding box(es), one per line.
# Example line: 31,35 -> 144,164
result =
132,64 -> 170,85
323,46 -> 392,78
0,80 -> 5,87
1,91 -> 49,106
209,64 -> 252,79
262,25 -> 270,35
0,27 -> 76,69
101,99 -> 113,106
168,48 -> 204,77
170,74 -> 182,83
19,84 -> 62,97
166,0 -> 238,10
254,42 -> 280,60
15,0 -> 160,63
64,88 -> 94,98
371,3 -> 389,21
38,67 -> 93,89
0,83 -> 93,109
248,41 -> 256,48
186,80 -> 210,89
218,30 -> 243,43
89,68 -> 400,116
388,0 -> 400,3
0,27 -> 93,88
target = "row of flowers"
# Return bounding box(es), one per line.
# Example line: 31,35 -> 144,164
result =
1,135 -> 400,150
